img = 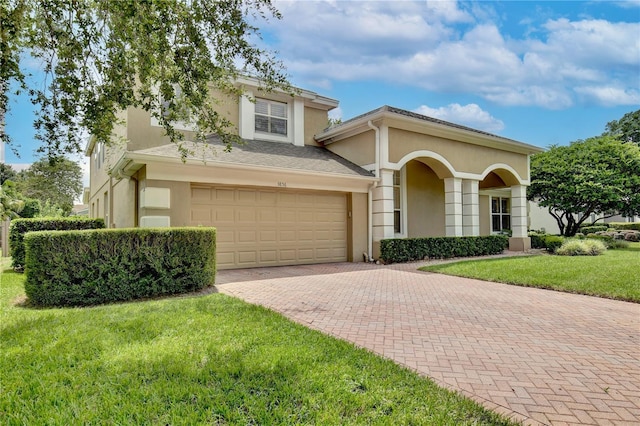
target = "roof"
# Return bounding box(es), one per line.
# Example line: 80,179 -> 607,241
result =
132,137 -> 374,178
317,105 -> 544,155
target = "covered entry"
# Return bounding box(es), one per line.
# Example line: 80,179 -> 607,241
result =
191,185 -> 348,269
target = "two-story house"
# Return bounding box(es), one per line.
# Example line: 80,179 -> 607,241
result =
85,77 -> 542,269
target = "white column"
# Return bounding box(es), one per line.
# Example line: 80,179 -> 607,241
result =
444,177 -> 463,237
462,179 -> 480,236
510,185 -> 528,238
372,169 -> 395,242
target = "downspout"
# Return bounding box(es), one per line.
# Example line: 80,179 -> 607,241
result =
366,120 -> 380,262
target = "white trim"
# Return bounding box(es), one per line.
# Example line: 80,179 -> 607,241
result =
395,150 -> 457,177
479,163 -> 526,185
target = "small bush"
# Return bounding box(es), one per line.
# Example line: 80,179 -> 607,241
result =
24,227 -> 216,307
541,235 -> 564,253
556,239 -> 606,256
380,235 -> 508,264
624,232 -> 639,242
608,222 -> 640,231
579,225 -> 609,234
528,232 -> 547,249
9,217 -> 105,270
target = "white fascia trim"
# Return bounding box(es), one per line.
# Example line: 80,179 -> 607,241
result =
235,76 -> 339,109
124,152 -> 376,191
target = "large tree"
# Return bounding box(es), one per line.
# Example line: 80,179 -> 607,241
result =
603,109 -> 640,145
1,0 -> 289,158
528,136 -> 640,236
14,157 -> 82,215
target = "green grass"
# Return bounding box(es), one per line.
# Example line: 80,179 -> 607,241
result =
0,266 -> 514,425
421,242 -> 640,302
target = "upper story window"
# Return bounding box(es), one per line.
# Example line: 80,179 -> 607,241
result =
255,99 -> 287,136
93,142 -> 104,170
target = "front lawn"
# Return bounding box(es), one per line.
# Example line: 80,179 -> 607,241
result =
0,265 -> 513,425
421,243 -> 640,302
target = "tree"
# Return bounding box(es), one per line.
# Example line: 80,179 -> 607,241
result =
603,109 -> 640,145
1,0 -> 289,159
0,181 -> 24,220
0,163 -> 16,184
528,136 -> 640,237
14,157 -> 82,216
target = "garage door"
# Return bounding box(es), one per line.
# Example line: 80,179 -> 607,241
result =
191,185 -> 348,269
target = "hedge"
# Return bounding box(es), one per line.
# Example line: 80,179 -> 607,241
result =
9,217 -> 105,270
380,235 -> 508,264
608,222 -> 640,231
579,225 -> 609,234
24,227 -> 216,307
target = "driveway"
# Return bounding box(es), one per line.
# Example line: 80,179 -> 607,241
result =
216,261 -> 640,425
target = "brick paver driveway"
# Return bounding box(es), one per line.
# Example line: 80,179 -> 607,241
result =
216,261 -> 640,425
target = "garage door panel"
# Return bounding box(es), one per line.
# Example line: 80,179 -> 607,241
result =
191,185 -> 347,269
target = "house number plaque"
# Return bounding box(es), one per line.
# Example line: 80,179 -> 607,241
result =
277,181 -> 287,187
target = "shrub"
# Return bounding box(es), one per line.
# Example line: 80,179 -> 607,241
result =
528,232 -> 547,249
624,232 -> 639,242
379,235 -> 508,264
608,222 -> 640,231
541,235 -> 564,253
24,227 -> 216,307
579,225 -> 609,234
556,239 -> 606,256
9,217 -> 105,270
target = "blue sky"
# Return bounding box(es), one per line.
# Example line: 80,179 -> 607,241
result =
4,0 -> 640,174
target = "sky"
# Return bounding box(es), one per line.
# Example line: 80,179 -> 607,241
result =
3,0 -> 640,183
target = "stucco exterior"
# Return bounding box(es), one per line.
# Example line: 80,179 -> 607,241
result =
85,81 -> 542,268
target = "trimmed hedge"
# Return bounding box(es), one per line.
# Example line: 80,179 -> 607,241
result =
528,233 -> 564,252
9,217 -> 105,270
608,222 -> 640,231
24,227 -> 216,307
380,235 -> 508,264
579,225 -> 609,234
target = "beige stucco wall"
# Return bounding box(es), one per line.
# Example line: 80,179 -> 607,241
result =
139,179 -> 191,227
112,178 -> 136,228
406,161 -> 445,237
326,130 -> 375,166
528,201 -> 561,234
479,195 -> 491,235
389,128 -> 529,179
304,107 -> 329,146
349,192 -> 368,262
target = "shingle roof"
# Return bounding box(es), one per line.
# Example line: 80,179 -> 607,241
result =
323,105 -> 522,143
133,137 -> 374,178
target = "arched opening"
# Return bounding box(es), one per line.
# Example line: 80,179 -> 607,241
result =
478,167 -> 522,235
397,156 -> 455,238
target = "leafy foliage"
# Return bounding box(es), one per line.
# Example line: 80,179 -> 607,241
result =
603,109 -> 640,145
14,156 -> 83,215
1,0 -> 290,158
556,239 -> 606,256
528,136 -> 640,236
0,163 -> 16,184
380,236 -> 508,264
9,217 -> 105,269
0,181 -> 24,220
24,227 -> 216,307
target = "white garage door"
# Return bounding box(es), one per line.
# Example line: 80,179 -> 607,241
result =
191,185 -> 348,269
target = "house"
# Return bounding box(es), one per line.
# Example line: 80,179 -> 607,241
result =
85,77 -> 543,269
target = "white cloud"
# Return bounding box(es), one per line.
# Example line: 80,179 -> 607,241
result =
328,106 -> 343,121
574,85 -> 640,106
413,103 -> 505,133
264,1 -> 639,109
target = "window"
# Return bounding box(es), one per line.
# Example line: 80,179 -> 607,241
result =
393,170 -> 402,234
93,142 -> 104,170
255,99 -> 287,136
491,197 -> 510,233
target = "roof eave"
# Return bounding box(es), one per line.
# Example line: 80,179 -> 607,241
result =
316,108 -> 544,155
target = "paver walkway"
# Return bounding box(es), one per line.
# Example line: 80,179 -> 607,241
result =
216,261 -> 640,426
